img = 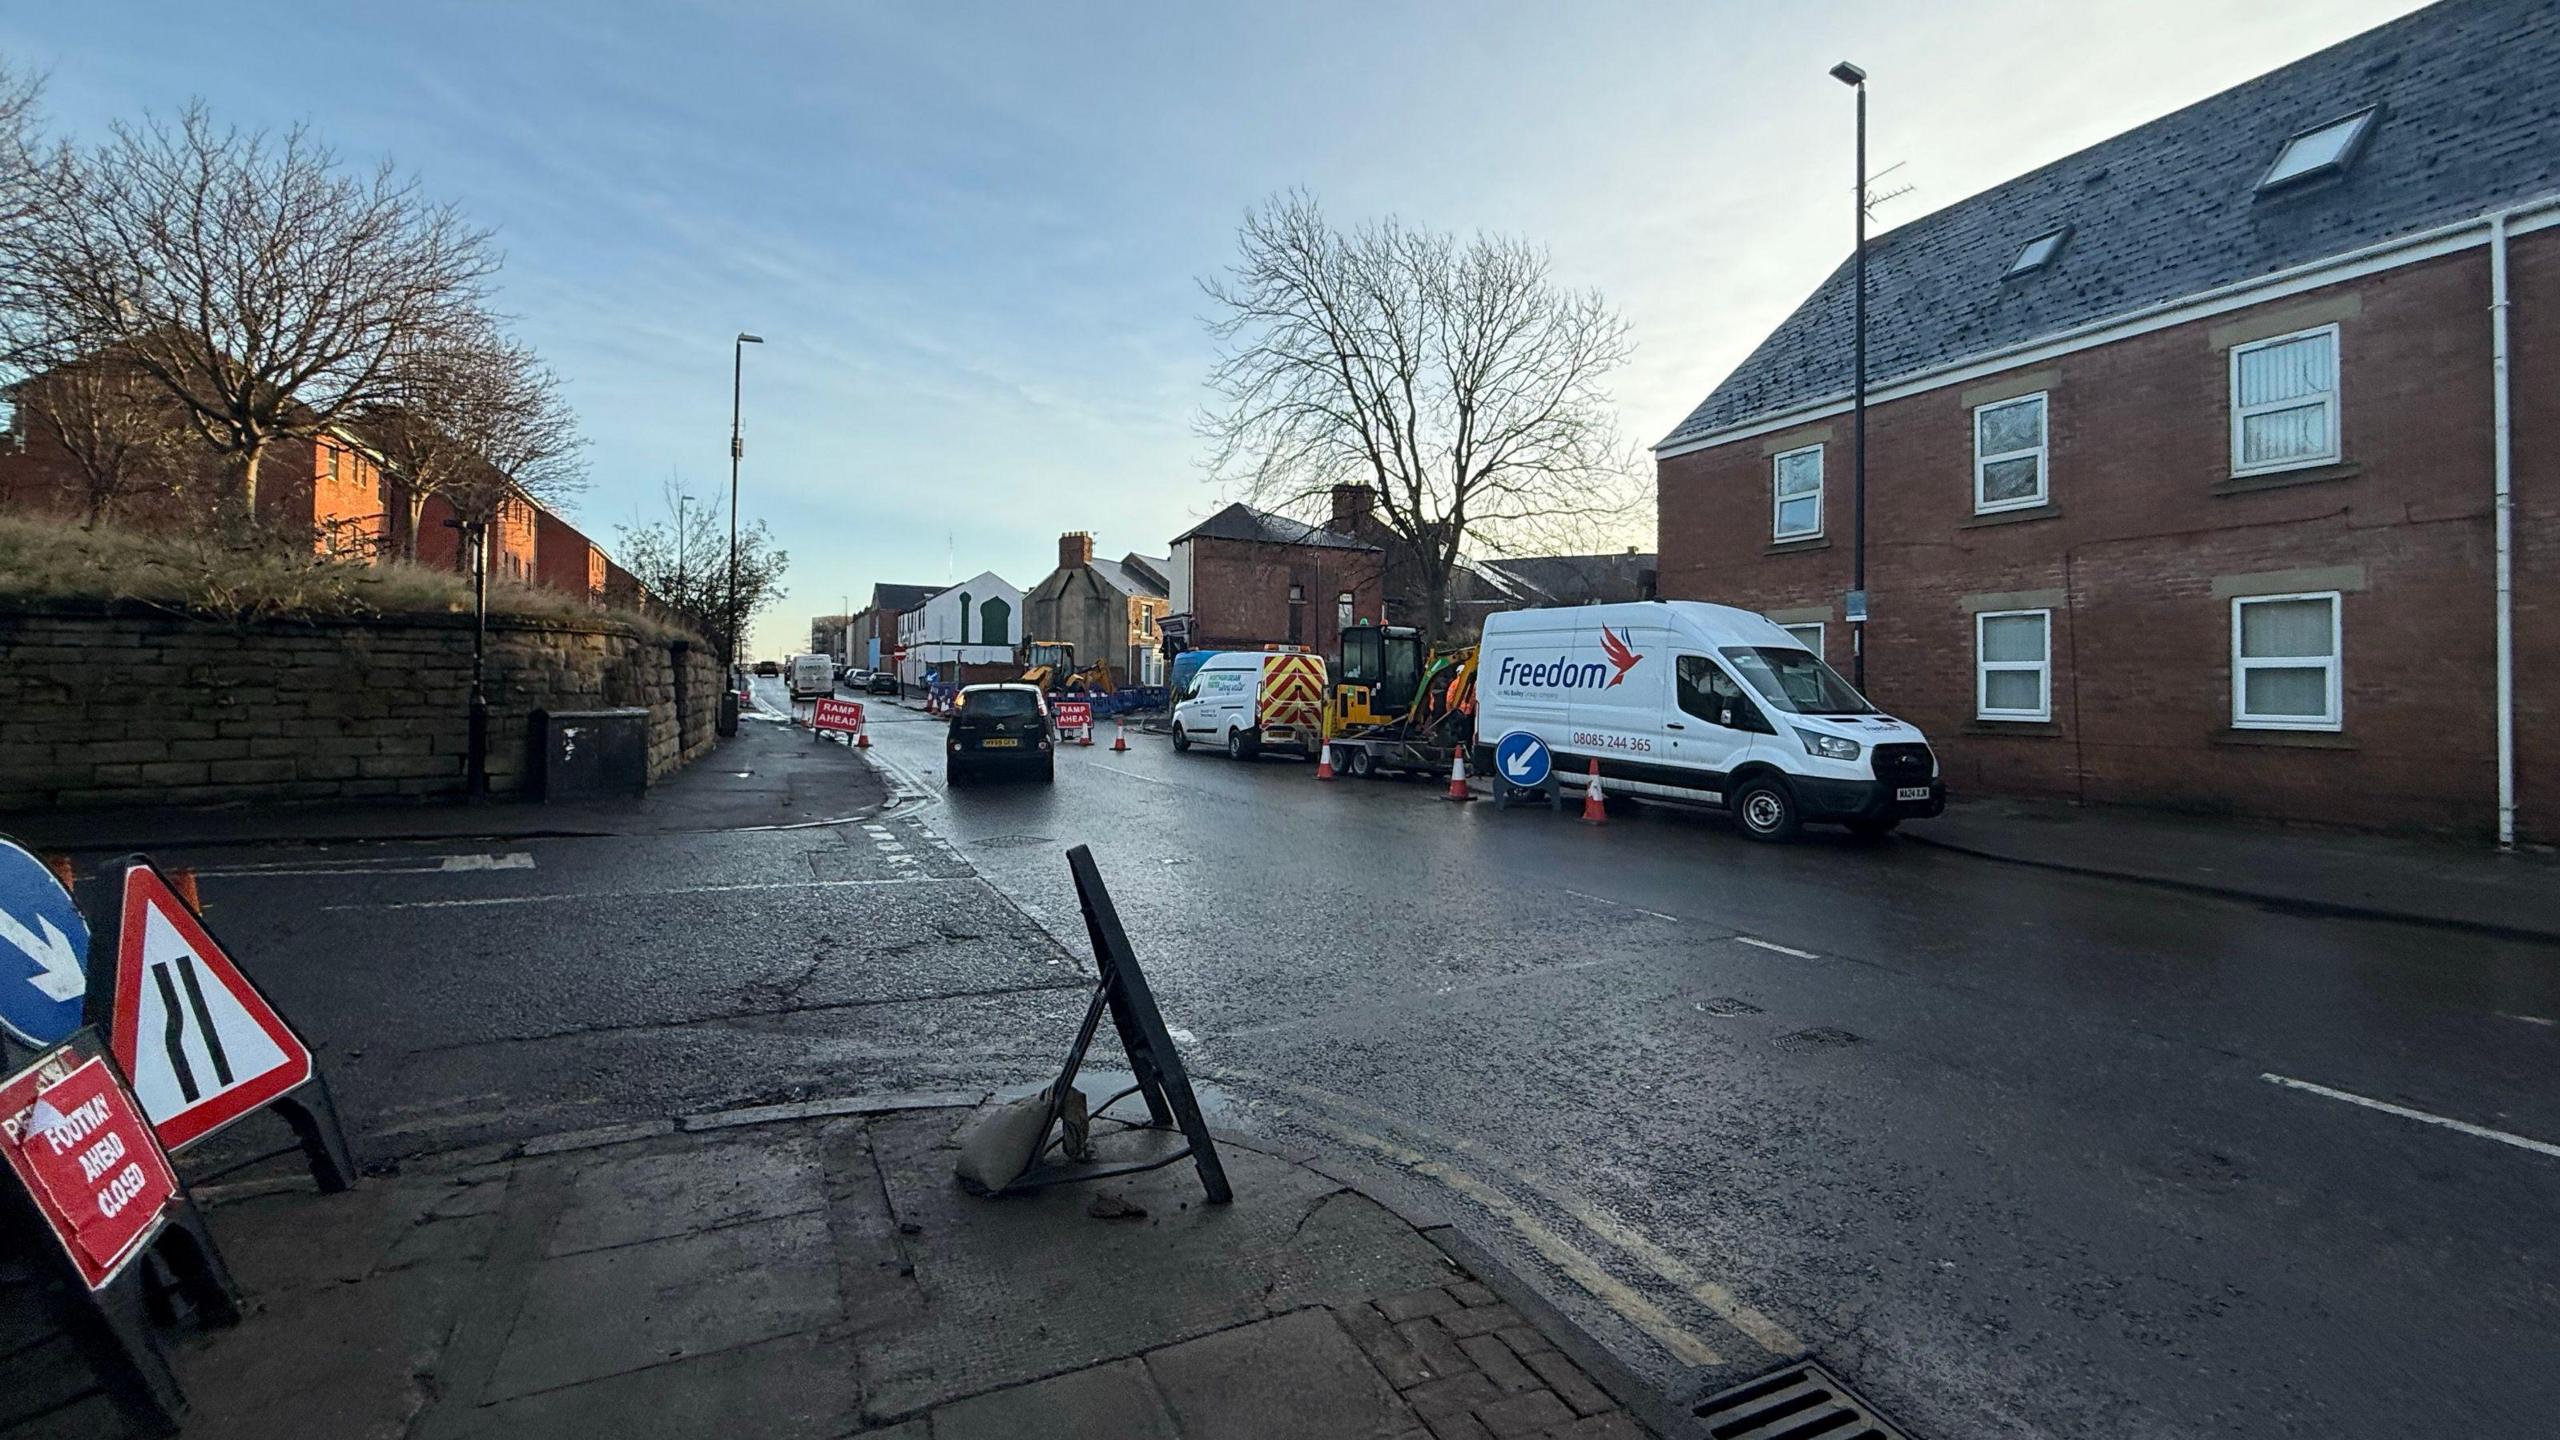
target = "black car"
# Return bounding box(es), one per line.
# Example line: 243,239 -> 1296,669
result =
866,670 -> 901,696
947,683 -> 1054,784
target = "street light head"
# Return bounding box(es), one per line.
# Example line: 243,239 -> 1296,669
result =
737,332 -> 764,344
1830,61 -> 1867,87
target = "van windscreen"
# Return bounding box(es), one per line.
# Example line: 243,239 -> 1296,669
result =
1719,647 -> 1875,716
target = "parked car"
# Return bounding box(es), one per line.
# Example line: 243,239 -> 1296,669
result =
754,659 -> 782,677
1170,648 -> 1326,760
947,683 -> 1055,784
1473,601 -> 1943,841
866,670 -> 901,696
844,668 -> 872,689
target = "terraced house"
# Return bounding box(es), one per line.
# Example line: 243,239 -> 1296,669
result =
1655,0 -> 2558,841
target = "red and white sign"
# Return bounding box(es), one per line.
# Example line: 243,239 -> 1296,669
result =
1,1052 -> 179,1289
1053,702 -> 1093,731
812,697 -> 865,733
107,864 -> 315,1152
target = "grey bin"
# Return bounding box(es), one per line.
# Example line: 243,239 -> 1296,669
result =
535,708 -> 651,801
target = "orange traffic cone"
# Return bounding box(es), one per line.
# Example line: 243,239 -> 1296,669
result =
1077,724 -> 1094,747
1112,717 -> 1129,753
856,727 -> 871,749
42,853 -> 75,895
1445,748 -> 1473,802
170,867 -> 205,911
1581,759 -> 1608,824
1315,744 -> 1336,780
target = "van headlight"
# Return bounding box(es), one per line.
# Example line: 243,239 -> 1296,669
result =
1793,728 -> 1861,762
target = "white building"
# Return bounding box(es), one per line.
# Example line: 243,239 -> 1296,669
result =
895,571 -> 1023,688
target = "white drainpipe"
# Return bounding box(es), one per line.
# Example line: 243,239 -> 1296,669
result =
2490,210 -> 2516,848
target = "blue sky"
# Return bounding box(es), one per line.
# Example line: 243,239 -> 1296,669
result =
6,0 -> 2424,655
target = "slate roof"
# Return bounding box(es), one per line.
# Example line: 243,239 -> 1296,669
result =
1091,554 -> 1169,599
871,582 -> 940,615
1660,0 -> 2560,448
1478,552 -> 1658,606
1172,502 -> 1378,551
1119,553 -> 1171,594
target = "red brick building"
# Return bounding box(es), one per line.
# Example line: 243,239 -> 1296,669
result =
534,507 -> 608,603
1655,0 -> 2557,841
1166,503 -> 1383,658
0,415 -> 392,559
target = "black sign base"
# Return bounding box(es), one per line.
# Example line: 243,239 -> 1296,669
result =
998,847 -> 1231,1204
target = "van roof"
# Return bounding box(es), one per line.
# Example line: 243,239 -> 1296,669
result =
1479,600 -> 1800,645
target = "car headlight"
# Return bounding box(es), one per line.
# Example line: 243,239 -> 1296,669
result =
1793,727 -> 1861,762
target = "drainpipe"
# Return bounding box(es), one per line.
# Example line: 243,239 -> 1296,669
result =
2490,210 -> 2516,849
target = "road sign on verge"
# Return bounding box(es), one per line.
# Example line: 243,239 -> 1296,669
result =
1493,730 -> 1553,790
813,697 -> 865,733
83,857 -> 355,1189
0,836 -> 89,1049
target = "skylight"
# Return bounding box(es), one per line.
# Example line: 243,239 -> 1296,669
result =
2006,228 -> 2069,277
2258,107 -> 2378,191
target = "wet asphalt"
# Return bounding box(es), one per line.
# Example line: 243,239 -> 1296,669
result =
147,679 -> 2560,1440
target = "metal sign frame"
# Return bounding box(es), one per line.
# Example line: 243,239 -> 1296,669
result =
999,846 -> 1231,1204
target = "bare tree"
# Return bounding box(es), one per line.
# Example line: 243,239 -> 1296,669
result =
1201,192 -> 1637,639
13,103 -> 496,513
12,350 -> 194,524
360,320 -> 586,561
616,480 -> 788,654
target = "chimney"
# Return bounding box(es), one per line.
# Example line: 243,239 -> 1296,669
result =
1058,531 -> 1095,570
1330,484 -> 1374,530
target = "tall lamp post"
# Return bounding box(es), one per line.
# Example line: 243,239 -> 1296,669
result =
723,331 -> 763,734
1830,60 -> 1870,689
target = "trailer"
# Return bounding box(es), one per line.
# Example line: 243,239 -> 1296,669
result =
1319,626 -> 1477,779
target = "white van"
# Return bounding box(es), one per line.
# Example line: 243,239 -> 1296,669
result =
786,653 -> 836,701
1171,648 -> 1328,760
1474,601 -> 1942,840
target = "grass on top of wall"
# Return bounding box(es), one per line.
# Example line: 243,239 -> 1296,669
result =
0,514 -> 693,641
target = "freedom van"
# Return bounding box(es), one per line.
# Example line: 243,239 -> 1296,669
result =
1170,648 -> 1327,760
1473,602 -> 1943,840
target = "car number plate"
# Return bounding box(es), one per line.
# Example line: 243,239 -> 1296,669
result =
1895,785 -> 1930,802
982,738 -> 1019,749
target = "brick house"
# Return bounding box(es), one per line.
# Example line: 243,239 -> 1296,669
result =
412,491 -> 540,584
534,508 -> 608,603
1023,532 -> 1174,686
1319,484 -> 1657,640
1166,503 -> 1383,657
851,583 -> 939,673
1654,0 -> 2558,841
0,404 -> 392,558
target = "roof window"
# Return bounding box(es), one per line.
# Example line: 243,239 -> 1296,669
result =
2258,107 -> 2377,192
2006,228 -> 2069,277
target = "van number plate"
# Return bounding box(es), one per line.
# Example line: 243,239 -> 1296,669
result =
1895,786 -> 1930,802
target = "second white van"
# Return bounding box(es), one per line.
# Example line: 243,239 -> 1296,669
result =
786,653 -> 836,701
1171,648 -> 1328,760
1473,601 -> 1942,840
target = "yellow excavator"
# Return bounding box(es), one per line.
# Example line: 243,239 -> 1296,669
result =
1020,640 -> 1118,695
1321,624 -> 1477,778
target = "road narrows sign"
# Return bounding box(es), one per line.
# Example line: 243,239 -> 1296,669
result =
104,863 -> 313,1152
0,837 -> 90,1049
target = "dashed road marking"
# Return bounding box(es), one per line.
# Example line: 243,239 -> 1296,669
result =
1559,889 -> 1678,923
2260,1073 -> 2560,1161
194,851 -> 537,878
1735,936 -> 1819,959
326,875 -> 979,910
2499,1012 -> 2555,1028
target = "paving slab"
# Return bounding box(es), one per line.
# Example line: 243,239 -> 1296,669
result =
928,1357 -> 1179,1440
1145,1308 -> 1418,1440
541,1132 -> 826,1256
448,1331 -> 862,1440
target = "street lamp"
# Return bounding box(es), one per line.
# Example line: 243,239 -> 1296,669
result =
723,331 -> 763,733
1831,60 -> 1870,690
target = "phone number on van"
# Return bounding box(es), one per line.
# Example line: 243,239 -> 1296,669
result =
1569,732 -> 1652,753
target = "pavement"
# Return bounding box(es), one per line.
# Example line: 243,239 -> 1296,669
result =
3,1095 -> 1658,1439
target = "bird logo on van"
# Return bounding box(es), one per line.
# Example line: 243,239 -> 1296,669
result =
1599,626 -> 1641,688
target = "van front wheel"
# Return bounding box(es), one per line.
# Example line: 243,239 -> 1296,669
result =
1172,725 -> 1191,753
1732,778 -> 1801,843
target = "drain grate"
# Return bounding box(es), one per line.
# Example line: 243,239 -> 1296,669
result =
1774,1026 -> 1862,1050
1692,1359 -> 1913,1440
1699,997 -> 1765,1016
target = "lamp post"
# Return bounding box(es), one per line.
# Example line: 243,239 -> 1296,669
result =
1830,60 -> 1870,689
723,331 -> 763,733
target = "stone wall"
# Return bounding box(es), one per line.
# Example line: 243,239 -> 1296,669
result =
0,604 -> 723,811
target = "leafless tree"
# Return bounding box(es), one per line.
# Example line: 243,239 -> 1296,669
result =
11,103 -> 496,513
616,479 -> 788,654
1201,192 -> 1637,640
360,319 -> 587,561
12,350 -> 194,525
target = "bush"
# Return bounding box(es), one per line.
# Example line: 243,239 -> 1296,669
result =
0,514 -> 695,640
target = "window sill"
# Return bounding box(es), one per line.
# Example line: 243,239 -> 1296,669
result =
2215,460 -> 2361,495
1765,536 -> 1831,555
1959,504 -> 2060,529
2211,726 -> 2356,750
1964,719 -> 2062,736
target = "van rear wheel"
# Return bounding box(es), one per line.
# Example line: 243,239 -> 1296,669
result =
1227,728 -> 1260,761
1732,777 -> 1801,843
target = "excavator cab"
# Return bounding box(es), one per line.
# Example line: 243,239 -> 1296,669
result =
1021,641 -> 1076,691
1332,624 -> 1426,730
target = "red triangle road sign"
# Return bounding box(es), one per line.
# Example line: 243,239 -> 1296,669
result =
106,864 -> 314,1152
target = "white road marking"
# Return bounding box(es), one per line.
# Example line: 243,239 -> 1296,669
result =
326,875 -> 978,911
2260,1073 -> 2560,1161
2498,1012 -> 2555,1028
1735,936 -> 1819,960
194,851 -> 537,878
440,853 -> 536,872
1559,888 -> 1679,923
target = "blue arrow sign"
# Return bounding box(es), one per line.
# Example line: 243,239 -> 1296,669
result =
0,839 -> 89,1048
1494,730 -> 1552,790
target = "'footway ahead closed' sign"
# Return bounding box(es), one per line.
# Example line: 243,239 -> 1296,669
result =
0,1050 -> 178,1290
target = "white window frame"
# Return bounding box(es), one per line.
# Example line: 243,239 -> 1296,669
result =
2231,591 -> 2342,732
1974,609 -> 2052,722
1972,392 -> 2049,514
1771,443 -> 1824,541
1781,622 -> 1824,658
2229,324 -> 2341,477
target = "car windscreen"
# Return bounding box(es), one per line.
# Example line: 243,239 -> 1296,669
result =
962,689 -> 1038,718
1719,646 -> 1876,716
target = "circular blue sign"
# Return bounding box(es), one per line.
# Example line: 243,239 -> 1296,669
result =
1493,730 -> 1552,790
0,839 -> 89,1048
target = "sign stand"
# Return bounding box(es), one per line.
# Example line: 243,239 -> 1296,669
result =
81,855 -> 356,1193
2,1028 -> 242,1436
999,846 -> 1231,1204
